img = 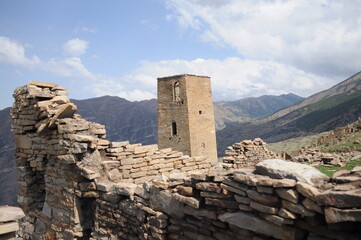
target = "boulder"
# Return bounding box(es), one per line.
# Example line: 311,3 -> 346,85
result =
255,159 -> 328,185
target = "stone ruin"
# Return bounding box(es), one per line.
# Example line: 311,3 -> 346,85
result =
317,118 -> 361,147
223,138 -> 277,168
292,118 -> 361,167
11,81 -> 361,239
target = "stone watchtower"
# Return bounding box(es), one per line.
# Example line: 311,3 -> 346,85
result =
157,74 -> 218,161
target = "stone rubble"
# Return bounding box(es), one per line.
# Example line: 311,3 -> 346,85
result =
11,81 -> 361,240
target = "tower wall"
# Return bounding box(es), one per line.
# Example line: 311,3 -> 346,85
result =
157,74 -> 218,161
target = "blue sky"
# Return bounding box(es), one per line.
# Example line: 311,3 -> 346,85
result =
1,0 -> 361,109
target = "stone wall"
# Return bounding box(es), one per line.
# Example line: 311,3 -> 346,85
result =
223,138 -> 277,168
12,81 -> 361,240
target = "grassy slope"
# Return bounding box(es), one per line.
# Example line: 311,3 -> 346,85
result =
268,128 -> 361,177
315,159 -> 361,177
267,132 -> 329,154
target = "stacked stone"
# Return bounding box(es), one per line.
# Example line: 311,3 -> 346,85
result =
223,138 -> 276,168
12,82 -> 361,240
103,141 -> 212,184
295,148 -> 346,166
12,81 -> 110,239
92,161 -> 360,240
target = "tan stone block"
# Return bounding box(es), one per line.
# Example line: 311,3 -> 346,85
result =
302,198 -> 323,214
250,201 -> 279,214
275,188 -> 299,204
149,159 -> 160,165
296,182 -> 320,201
282,200 -> 315,217
29,80 -> 58,88
205,198 -> 238,209
130,171 -> 147,178
132,162 -> 148,168
278,207 -> 297,220
159,167 -> 174,173
220,183 -> 247,197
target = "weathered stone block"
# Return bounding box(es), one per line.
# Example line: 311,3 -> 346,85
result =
278,207 -> 297,220
184,205 -> 217,220
220,183 -> 246,196
282,200 -> 315,217
275,188 -> 299,204
250,201 -> 279,214
196,182 -> 222,193
218,212 -> 305,240
173,193 -> 200,208
247,189 -> 279,206
204,198 -> 239,209
256,159 -> 328,185
316,189 -> 361,208
296,182 -> 320,201
325,207 -> 361,223
113,182 -> 137,196
260,213 -> 294,226
302,198 -> 323,214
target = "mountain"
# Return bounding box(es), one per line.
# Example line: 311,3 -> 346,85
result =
72,96 -> 158,144
214,93 -> 304,129
0,107 -> 17,206
216,71 -> 361,155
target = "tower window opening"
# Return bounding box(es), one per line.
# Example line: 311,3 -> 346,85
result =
173,82 -> 181,102
199,110 -> 202,114
172,121 -> 177,136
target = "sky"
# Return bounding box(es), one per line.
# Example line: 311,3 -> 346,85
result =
1,0 -> 361,109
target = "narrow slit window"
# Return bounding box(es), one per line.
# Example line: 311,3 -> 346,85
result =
173,82 -> 180,102
172,121 -> 177,136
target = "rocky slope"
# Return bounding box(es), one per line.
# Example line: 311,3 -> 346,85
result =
214,93 -> 303,129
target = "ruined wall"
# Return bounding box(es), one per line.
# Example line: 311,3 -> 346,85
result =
12,81 -> 361,240
12,81 -> 211,239
223,138 -> 277,168
317,117 -> 361,146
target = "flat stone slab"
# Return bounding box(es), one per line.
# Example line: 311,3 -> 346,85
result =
325,207 -> 361,223
218,212 -> 305,240
0,206 -> 25,222
255,159 -> 328,185
316,189 -> 361,208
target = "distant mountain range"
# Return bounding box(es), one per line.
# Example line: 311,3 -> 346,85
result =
1,71 -> 361,206
214,93 -> 304,129
216,71 -> 361,154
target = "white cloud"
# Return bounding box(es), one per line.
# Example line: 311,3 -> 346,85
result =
63,38 -> 89,56
141,19 -> 159,31
90,78 -> 156,101
0,36 -> 337,103
0,36 -> 156,101
46,57 -> 97,79
120,57 -> 335,100
0,36 -> 40,67
164,0 -> 361,79
74,27 -> 97,33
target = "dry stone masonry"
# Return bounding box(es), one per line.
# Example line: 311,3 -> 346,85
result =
223,138 -> 277,168
11,81 -> 361,239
